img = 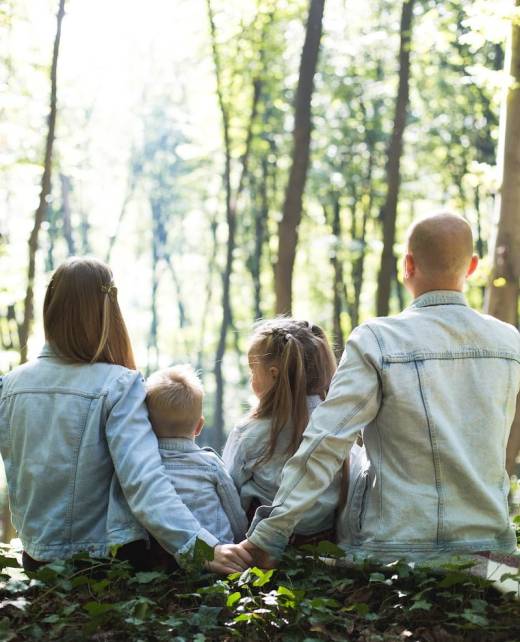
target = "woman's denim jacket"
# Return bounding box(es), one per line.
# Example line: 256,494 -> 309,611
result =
0,346 -> 218,563
248,291 -> 520,561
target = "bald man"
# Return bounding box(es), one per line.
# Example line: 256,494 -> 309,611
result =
239,213 -> 520,565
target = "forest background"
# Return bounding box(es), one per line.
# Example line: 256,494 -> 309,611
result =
1,0 -> 519,542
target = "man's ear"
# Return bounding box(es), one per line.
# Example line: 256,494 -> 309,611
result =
269,366 -> 279,381
466,254 -> 479,278
404,253 -> 415,279
194,416 -> 204,436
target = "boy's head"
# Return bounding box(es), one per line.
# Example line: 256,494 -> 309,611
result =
145,365 -> 204,439
404,212 -> 478,297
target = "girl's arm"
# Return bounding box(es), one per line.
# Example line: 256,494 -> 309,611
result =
214,464 -> 249,542
105,369 -> 251,572
222,426 -> 253,493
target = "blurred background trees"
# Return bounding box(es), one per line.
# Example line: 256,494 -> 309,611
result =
1,0 -> 519,534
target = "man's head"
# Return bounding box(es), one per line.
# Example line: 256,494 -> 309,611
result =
145,365 -> 204,439
404,213 -> 478,297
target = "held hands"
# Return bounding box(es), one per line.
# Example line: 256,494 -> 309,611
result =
207,540 -> 277,575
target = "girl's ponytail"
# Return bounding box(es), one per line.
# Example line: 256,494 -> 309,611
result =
250,318 -> 336,463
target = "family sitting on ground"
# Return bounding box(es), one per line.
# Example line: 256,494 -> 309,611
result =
0,212 -> 519,576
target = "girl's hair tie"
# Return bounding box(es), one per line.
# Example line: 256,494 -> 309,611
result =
101,283 -> 117,296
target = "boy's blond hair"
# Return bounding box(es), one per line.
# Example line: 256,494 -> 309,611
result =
145,365 -> 203,438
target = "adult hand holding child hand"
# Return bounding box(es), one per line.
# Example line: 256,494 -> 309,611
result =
240,539 -> 277,569
207,544 -> 254,574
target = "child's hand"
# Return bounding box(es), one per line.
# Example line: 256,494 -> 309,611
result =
206,544 -> 254,574
241,539 -> 277,569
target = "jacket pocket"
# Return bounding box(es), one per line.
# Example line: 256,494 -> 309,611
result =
348,466 -> 371,537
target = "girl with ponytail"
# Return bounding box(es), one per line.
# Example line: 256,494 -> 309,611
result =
223,318 -> 343,542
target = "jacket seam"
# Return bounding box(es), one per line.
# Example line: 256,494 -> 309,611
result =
67,397 -> 95,541
414,360 -> 444,544
2,388 -> 105,400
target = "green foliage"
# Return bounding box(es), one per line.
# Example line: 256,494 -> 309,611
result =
0,544 -> 520,641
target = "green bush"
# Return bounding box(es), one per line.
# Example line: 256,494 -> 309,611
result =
1,539 -> 520,641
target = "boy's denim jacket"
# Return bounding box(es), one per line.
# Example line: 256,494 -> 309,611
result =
158,438 -> 247,544
248,291 -> 520,560
0,346 -> 218,563
223,396 -> 342,535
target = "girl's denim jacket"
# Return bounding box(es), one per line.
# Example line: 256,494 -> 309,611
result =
248,291 -> 520,561
0,346 -> 218,563
223,396 -> 342,535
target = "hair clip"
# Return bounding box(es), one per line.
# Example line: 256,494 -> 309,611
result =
101,283 -> 117,296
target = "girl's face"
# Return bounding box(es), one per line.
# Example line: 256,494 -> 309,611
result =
248,351 -> 278,399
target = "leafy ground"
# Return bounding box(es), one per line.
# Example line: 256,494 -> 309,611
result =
1,537 -> 520,642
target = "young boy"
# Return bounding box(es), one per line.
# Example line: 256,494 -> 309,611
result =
145,365 -> 247,544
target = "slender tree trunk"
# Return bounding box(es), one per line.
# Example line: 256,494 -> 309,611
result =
275,0 -> 325,315
376,0 -> 415,317
19,0 -> 65,363
484,2 -> 520,474
60,173 -> 75,255
207,0 -> 262,449
325,199 -> 345,359
147,202 -> 161,375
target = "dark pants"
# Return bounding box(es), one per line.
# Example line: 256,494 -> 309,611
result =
22,538 -> 179,574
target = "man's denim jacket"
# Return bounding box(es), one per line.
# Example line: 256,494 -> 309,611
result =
248,291 -> 520,561
158,437 -> 247,544
0,346 -> 218,563
223,396 -> 342,535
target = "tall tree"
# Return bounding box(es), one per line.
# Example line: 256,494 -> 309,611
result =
484,1 -> 520,473
207,0 -> 268,448
376,0 -> 416,317
18,0 -> 65,363
274,0 -> 325,315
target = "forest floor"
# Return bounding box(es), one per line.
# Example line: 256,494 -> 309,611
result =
1,534 -> 520,642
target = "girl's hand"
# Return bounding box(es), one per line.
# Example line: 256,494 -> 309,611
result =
206,544 -> 254,574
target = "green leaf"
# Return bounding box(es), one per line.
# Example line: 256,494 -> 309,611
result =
0,554 -> 20,569
193,539 -> 215,565
462,610 -> 488,626
133,571 -> 166,584
369,572 -> 386,583
344,602 -> 369,616
226,591 -> 241,607
316,541 -> 345,558
251,567 -> 274,587
233,613 -> 260,623
409,599 -> 432,611
83,601 -> 115,616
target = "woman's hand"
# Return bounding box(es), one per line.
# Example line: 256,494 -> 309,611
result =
206,543 -> 254,575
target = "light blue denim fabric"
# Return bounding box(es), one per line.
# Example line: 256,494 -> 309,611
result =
157,437 -> 247,544
0,345 -> 218,563
248,291 -> 520,561
223,396 -> 342,535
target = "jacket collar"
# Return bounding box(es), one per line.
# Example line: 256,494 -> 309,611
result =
157,437 -> 199,452
409,290 -> 468,309
38,343 -> 57,358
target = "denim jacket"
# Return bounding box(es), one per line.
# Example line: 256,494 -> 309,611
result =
157,437 -> 247,544
0,345 -> 219,563
248,291 -> 520,561
223,396 -> 342,535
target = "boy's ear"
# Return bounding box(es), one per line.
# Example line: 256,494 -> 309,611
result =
269,366 -> 279,381
404,253 -> 415,279
194,417 -> 204,436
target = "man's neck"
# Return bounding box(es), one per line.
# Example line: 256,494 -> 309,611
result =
410,283 -> 464,299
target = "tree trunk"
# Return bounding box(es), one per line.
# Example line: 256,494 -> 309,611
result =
274,0 -> 325,315
485,2 -> 520,474
325,199 -> 345,359
376,0 -> 415,317
207,0 -> 262,449
19,0 -> 65,363
485,4 -> 520,326
60,173 -> 75,255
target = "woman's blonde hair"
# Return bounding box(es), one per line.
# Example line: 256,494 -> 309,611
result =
249,318 -> 336,464
43,257 -> 136,369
